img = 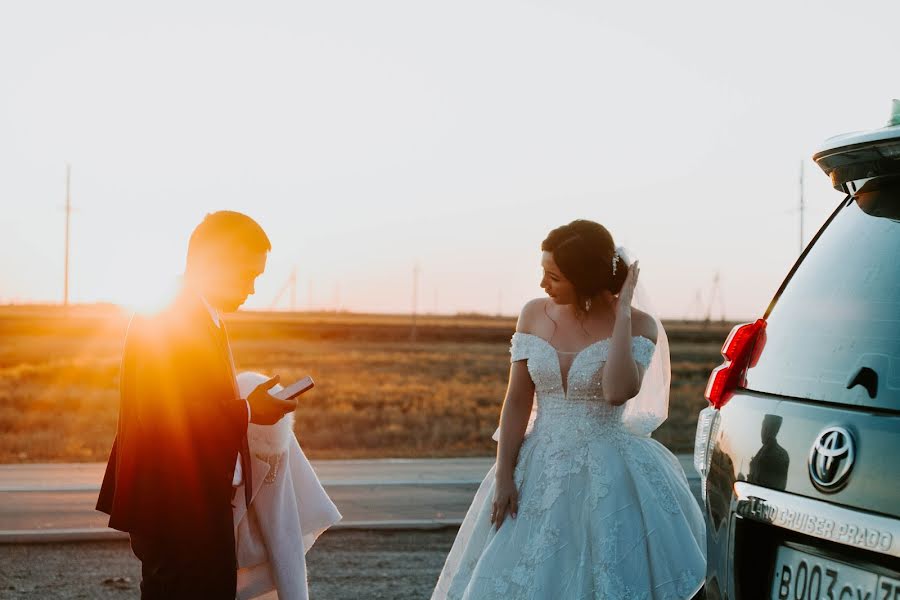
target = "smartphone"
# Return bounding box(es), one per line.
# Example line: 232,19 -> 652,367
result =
274,376 -> 315,401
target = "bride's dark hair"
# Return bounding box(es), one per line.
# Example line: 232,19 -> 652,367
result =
542,220 -> 628,305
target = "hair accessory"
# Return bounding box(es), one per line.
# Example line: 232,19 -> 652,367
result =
611,251 -> 620,276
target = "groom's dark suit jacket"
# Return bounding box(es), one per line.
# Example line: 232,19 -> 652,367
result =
96,291 -> 251,592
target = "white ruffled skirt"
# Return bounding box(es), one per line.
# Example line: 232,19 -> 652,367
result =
431,425 -> 706,600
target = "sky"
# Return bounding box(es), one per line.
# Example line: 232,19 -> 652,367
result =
1,0 -> 898,319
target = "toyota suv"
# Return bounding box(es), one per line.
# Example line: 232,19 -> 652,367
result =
693,103 -> 900,599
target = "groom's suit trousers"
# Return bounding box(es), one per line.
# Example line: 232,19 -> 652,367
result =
131,532 -> 237,600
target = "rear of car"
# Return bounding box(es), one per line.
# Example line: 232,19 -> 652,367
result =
694,107 -> 900,599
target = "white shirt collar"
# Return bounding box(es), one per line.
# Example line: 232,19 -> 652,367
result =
199,295 -> 221,328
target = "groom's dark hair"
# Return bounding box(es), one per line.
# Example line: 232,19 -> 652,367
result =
186,211 -> 271,267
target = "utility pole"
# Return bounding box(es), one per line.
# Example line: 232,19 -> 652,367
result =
268,266 -> 297,311
411,263 -> 421,342
705,271 -> 726,324
63,164 -> 72,307
686,288 -> 704,322
289,267 -> 297,312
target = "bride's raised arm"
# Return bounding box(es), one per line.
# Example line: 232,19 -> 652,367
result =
602,262 -> 658,405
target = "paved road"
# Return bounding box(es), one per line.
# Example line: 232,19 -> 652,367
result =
0,456 -> 698,542
0,459 -> 495,492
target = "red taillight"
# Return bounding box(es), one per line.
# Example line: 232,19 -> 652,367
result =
705,319 -> 767,409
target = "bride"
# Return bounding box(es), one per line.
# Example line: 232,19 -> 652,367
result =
431,220 -> 706,599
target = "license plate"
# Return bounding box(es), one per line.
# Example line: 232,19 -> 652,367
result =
771,546 -> 900,600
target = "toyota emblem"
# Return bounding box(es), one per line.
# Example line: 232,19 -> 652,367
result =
808,427 -> 855,493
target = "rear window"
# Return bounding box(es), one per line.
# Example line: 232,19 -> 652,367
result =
744,182 -> 900,410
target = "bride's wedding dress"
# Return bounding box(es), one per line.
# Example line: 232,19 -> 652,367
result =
432,333 -> 706,599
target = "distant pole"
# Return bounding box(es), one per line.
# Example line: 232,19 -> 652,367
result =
411,263 -> 420,342
718,274 -> 726,323
799,160 -> 805,255
267,267 -> 298,311
705,271 -> 725,323
687,288 -> 704,322
63,164 -> 72,307
289,267 -> 297,312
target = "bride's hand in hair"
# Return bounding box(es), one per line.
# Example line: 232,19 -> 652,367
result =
616,260 -> 639,317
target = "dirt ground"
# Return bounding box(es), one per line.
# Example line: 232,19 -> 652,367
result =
0,529 -> 457,600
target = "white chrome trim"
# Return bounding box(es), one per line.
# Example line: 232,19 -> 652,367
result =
816,125 -> 900,155
694,406 -> 719,502
734,482 -> 899,559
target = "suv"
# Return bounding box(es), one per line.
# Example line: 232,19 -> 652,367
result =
693,104 -> 900,600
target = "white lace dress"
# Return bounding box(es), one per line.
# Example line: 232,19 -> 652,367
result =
431,333 -> 706,600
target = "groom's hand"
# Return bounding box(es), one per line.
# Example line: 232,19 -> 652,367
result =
248,375 -> 297,425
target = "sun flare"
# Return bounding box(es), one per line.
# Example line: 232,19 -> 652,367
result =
115,273 -> 181,316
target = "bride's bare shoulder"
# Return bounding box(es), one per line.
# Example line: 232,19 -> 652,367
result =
516,298 -> 551,334
631,308 -> 658,344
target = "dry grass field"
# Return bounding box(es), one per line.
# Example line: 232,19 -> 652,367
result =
0,305 -> 733,462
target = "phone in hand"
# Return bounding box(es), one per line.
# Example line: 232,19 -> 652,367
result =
273,376 -> 315,401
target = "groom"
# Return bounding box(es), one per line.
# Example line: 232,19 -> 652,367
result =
97,211 -> 297,599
